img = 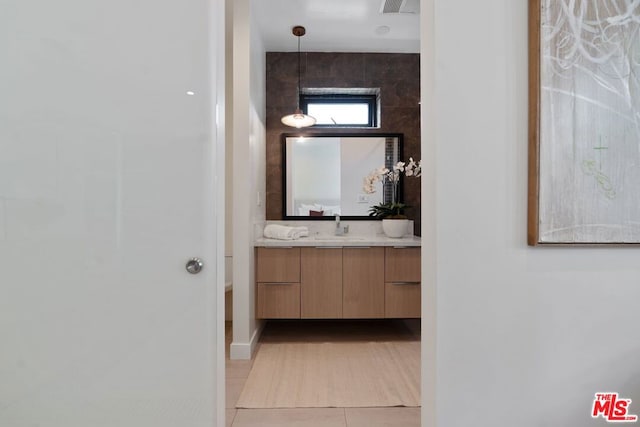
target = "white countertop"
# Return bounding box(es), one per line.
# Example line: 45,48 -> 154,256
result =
255,233 -> 421,247
254,220 -> 421,247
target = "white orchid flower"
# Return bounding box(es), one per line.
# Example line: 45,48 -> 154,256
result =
362,158 -> 422,197
363,183 -> 375,194
393,162 -> 405,172
405,158 -> 417,177
376,166 -> 389,176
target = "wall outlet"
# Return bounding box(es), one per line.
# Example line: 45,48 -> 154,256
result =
257,191 -> 261,207
357,194 -> 369,203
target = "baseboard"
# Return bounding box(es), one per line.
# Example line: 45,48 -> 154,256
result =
229,321 -> 265,360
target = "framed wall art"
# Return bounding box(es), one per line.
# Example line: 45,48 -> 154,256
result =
528,0 -> 640,245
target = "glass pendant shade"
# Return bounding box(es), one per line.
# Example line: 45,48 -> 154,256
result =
281,26 -> 315,128
281,108 -> 316,128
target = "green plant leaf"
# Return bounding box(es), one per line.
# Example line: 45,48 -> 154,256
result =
368,202 -> 409,219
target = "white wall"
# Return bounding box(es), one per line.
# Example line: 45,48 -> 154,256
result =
224,0 -> 234,260
244,1 -> 267,355
422,1 -> 640,426
230,0 -> 266,359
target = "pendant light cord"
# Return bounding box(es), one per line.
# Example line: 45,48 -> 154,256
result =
297,34 -> 301,110
281,26 -> 315,127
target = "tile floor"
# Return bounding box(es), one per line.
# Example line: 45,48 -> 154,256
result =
225,320 -> 421,427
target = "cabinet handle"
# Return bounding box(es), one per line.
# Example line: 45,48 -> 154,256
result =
260,282 -> 298,285
391,281 -> 421,285
260,246 -> 294,249
345,246 -> 371,249
392,246 -> 417,249
315,246 -> 343,249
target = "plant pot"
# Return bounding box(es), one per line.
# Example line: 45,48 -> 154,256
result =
382,219 -> 409,238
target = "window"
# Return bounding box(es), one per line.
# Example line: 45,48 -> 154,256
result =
300,93 -> 378,127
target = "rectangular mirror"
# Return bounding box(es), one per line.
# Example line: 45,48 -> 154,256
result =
283,133 -> 403,219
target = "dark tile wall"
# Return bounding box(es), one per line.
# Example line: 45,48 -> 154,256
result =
266,52 -> 421,234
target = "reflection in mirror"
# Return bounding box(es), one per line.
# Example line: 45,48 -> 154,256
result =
283,134 -> 402,219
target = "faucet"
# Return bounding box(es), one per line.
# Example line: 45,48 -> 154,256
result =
334,214 -> 349,236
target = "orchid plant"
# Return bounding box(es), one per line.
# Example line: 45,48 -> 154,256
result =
363,158 -> 421,219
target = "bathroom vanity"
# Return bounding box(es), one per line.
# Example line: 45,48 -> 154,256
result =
254,234 -> 421,319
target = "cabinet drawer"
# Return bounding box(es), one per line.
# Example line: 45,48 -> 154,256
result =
385,247 -> 421,282
385,281 -> 421,318
257,282 -> 300,319
256,247 -> 301,283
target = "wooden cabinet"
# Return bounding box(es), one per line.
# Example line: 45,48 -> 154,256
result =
301,247 -> 343,318
342,247 -> 384,318
385,246 -> 420,282
257,282 -> 300,318
255,245 -> 421,319
384,247 -> 421,318
256,247 -> 300,319
256,247 -> 300,283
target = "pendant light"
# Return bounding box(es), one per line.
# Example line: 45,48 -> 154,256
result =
281,26 -> 316,128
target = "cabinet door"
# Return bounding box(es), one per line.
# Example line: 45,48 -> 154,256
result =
385,247 -> 421,282
385,246 -> 421,318
385,282 -> 421,318
301,247 -> 343,318
257,283 -> 300,319
343,247 -> 384,318
256,247 -> 301,282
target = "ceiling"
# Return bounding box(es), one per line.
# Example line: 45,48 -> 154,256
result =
251,0 -> 420,53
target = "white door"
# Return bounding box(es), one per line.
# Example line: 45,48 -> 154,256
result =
0,0 -> 225,426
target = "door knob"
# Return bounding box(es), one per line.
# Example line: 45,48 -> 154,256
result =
185,258 -> 204,274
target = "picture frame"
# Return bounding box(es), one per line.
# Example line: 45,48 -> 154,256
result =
528,0 -> 640,245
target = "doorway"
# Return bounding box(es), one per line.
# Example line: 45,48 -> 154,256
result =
225,0 -> 430,425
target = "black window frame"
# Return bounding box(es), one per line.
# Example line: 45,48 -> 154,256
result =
300,94 -> 378,128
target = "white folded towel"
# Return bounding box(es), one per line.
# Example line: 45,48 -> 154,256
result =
293,227 -> 309,238
263,224 -> 309,240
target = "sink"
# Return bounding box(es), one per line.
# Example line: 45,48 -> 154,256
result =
312,234 -> 366,241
